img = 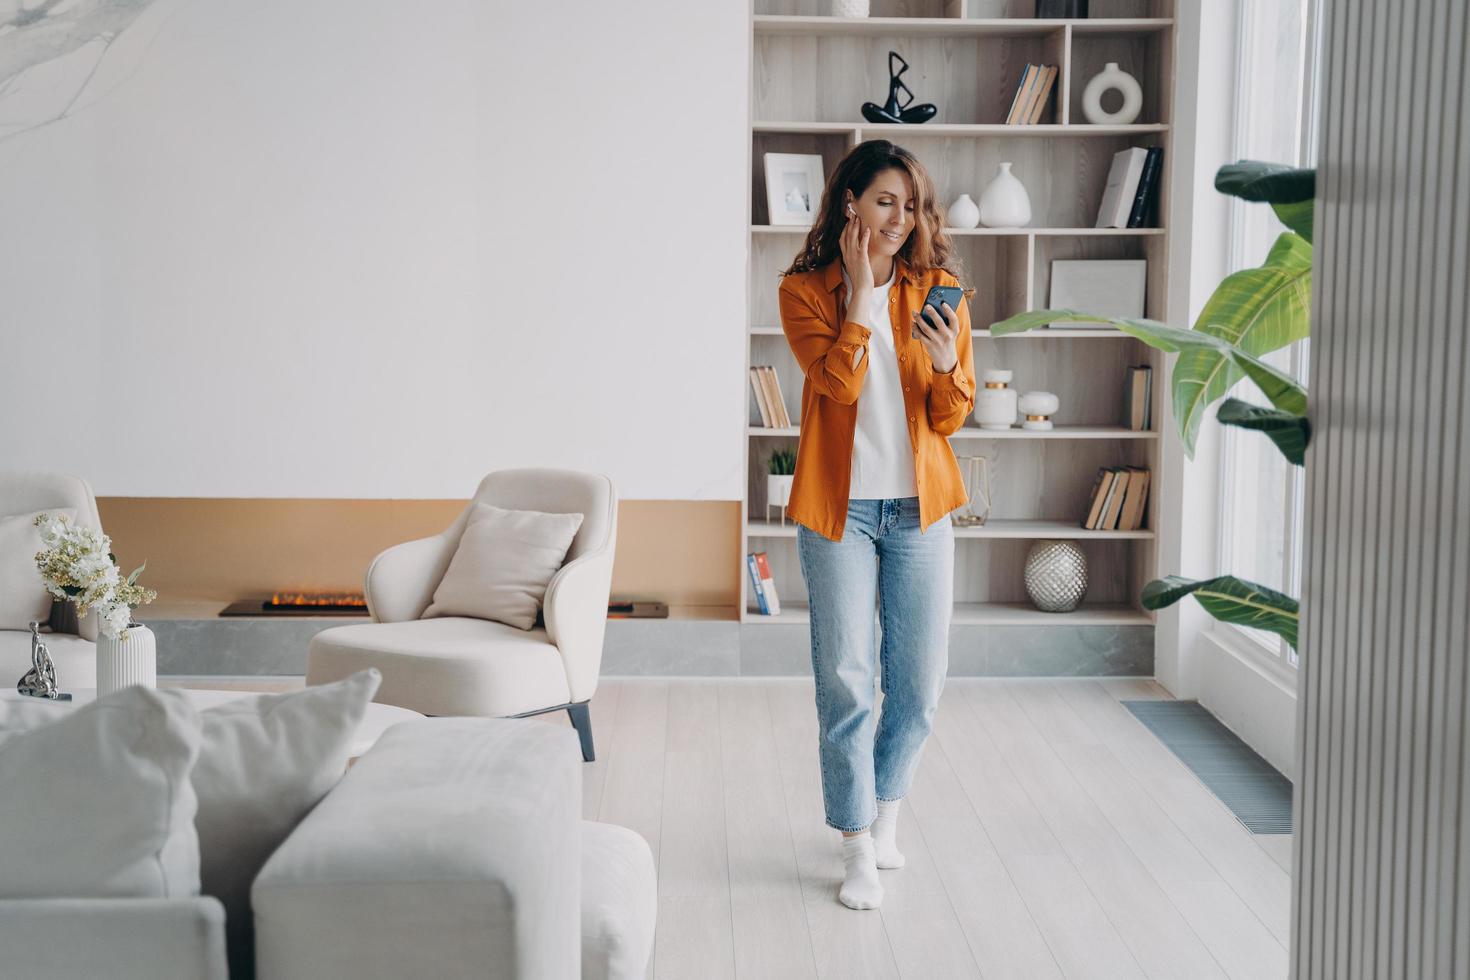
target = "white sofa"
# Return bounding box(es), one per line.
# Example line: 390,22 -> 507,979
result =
0,717 -> 657,980
0,471 -> 102,690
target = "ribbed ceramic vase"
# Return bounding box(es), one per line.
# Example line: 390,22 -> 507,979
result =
978,163 -> 1032,228
96,623 -> 157,696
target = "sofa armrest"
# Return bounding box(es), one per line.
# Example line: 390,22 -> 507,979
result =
252,718 -> 583,980
543,545 -> 616,704
363,534 -> 458,623
0,897 -> 227,980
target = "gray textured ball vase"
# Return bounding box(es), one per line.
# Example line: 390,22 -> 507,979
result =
1023,540 -> 1088,612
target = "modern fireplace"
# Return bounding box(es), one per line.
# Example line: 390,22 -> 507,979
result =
220,592 -> 369,617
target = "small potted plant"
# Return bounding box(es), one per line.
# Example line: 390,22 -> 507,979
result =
766,447 -> 797,524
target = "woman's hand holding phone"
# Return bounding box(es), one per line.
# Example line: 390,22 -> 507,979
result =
839,202 -> 874,295
913,286 -> 962,374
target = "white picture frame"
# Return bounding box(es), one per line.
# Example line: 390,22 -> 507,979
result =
763,153 -> 825,226
1048,259 -> 1147,329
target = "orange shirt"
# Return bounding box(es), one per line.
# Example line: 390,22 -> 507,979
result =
777,255 -> 977,542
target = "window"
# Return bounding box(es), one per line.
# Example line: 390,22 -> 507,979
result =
1216,0 -> 1323,668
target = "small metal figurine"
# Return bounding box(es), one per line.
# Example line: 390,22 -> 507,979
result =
861,51 -> 938,125
17,621 -> 71,700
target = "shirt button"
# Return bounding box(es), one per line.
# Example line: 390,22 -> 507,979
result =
904,386 -> 911,392
909,416 -> 916,423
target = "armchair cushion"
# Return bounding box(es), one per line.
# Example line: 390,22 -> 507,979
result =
424,502 -> 584,631
192,668 -> 382,978
309,617 -> 571,717
0,508 -> 73,630
0,686 -> 202,900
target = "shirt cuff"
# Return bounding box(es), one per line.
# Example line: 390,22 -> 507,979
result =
838,319 -> 872,345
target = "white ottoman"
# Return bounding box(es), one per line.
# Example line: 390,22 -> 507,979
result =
580,821 -> 656,980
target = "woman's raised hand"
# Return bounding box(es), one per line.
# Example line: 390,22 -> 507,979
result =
839,203 -> 874,294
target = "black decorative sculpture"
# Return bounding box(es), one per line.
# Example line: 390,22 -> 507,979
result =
17,621 -> 70,700
861,51 -> 937,125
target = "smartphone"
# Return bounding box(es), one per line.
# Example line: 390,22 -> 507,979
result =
913,285 -> 963,339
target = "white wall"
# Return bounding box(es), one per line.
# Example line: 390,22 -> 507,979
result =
0,0 -> 750,499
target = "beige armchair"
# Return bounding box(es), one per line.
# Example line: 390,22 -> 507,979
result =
1,471 -> 102,690
307,468 -> 617,761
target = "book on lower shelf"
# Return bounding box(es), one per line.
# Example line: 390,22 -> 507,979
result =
746,551 -> 781,615
749,365 -> 791,428
1096,146 -> 1163,229
1082,466 -> 1151,530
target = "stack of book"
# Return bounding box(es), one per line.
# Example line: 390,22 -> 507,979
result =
1095,146 -> 1164,228
746,551 -> 781,615
1082,466 -> 1150,530
1126,365 -> 1152,430
1004,64 -> 1059,125
749,365 -> 791,427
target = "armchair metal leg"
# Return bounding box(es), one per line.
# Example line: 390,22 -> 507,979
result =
567,701 -> 595,762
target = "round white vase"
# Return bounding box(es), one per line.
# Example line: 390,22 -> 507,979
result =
978,163 -> 1032,228
1081,61 -> 1143,125
767,473 -> 794,508
97,623 -> 157,696
946,193 -> 981,229
975,369 -> 1019,429
1018,390 -> 1060,430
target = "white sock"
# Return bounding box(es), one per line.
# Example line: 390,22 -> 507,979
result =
871,798 -> 906,869
838,832 -> 883,910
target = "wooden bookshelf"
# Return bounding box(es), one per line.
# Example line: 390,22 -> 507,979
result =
743,0 -> 1175,627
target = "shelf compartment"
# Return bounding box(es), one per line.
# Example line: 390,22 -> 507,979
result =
750,324 -> 1145,338
743,599 -> 1153,626
753,16 -> 1172,38
747,518 -> 1153,539
749,424 -> 1155,439
753,121 -> 1169,136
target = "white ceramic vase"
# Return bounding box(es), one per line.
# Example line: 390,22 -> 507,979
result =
1018,390 -> 1060,430
96,623 -> 157,696
946,193 -> 981,229
978,163 -> 1032,228
1081,62 -> 1143,125
975,369 -> 1019,429
830,0 -> 869,16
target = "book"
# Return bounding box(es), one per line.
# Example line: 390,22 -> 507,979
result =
1026,65 -> 1058,124
761,366 -> 791,428
753,551 -> 781,615
1005,64 -> 1041,125
1083,467 -> 1117,529
1095,147 -> 1149,228
1118,467 -> 1151,530
1080,467 -> 1109,528
1127,365 -> 1152,430
749,367 -> 773,427
1126,146 -> 1164,228
746,553 -> 769,614
1101,468 -> 1131,529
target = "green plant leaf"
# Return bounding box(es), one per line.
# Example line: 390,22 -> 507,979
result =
127,560 -> 148,586
988,310 -> 1307,458
1142,574 -> 1300,651
1214,161 -> 1315,204
1217,397 -> 1311,465
1271,198 -> 1314,243
1174,232 -> 1312,454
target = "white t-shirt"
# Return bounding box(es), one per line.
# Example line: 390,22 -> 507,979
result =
843,267 -> 919,500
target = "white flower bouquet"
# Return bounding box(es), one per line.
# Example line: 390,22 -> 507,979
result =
33,513 -> 157,639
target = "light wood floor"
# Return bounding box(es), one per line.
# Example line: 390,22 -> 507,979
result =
563,677 -> 1292,980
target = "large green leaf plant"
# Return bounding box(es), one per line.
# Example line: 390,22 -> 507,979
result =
991,161 -> 1315,651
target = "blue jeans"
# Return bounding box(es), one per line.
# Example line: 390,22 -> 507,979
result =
796,497 -> 954,832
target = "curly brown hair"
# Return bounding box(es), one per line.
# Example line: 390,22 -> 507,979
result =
779,139 -> 965,287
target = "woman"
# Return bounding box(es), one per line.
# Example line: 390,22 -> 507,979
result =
777,140 -> 976,911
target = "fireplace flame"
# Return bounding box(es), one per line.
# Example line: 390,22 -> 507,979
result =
268,592 -> 367,608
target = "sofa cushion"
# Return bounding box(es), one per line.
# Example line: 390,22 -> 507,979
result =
424,501 -> 584,630
0,507 -> 73,630
0,686 -> 202,900
580,820 -> 658,980
192,668 -> 382,978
